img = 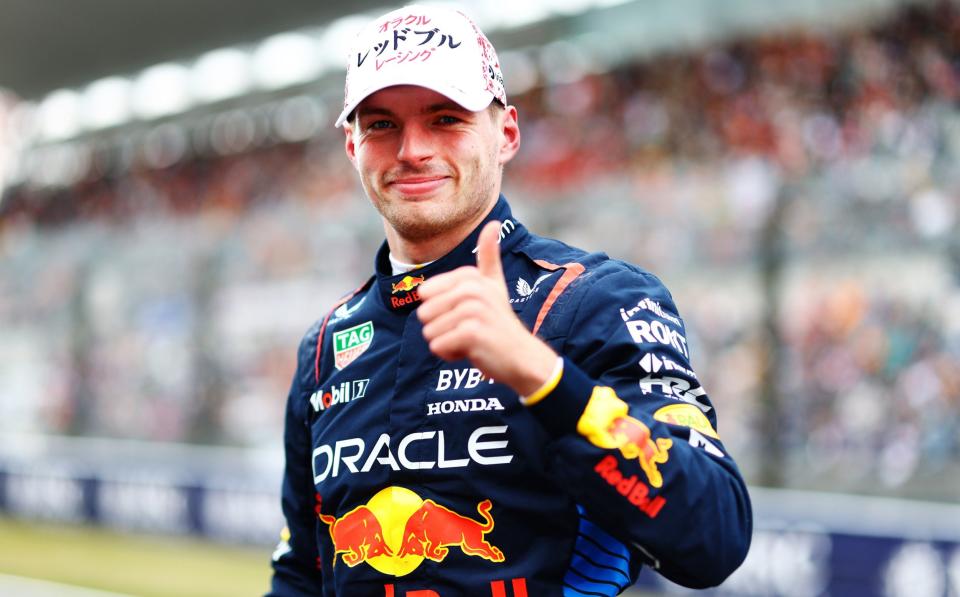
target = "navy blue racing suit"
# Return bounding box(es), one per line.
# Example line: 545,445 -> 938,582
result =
268,196 -> 752,596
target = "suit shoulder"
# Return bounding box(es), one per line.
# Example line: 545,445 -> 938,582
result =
297,318 -> 324,353
517,232 -> 667,293
592,258 -> 670,291
514,230 -> 598,268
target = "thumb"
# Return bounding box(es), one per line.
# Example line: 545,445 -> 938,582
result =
476,220 -> 505,281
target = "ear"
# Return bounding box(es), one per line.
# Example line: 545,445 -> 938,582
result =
343,123 -> 359,170
497,105 -> 521,166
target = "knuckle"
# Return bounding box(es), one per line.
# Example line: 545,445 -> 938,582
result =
460,298 -> 485,318
464,280 -> 490,301
420,322 -> 435,340
416,304 -> 431,321
458,319 -> 482,341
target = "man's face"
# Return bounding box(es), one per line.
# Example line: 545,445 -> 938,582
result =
344,85 -> 520,247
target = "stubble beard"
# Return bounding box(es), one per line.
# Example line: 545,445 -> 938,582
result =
369,161 -> 498,244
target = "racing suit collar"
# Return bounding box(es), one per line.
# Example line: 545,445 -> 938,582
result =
374,195 -> 526,313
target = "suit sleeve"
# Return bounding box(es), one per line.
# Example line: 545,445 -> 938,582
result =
526,267 -> 752,588
267,331 -> 323,596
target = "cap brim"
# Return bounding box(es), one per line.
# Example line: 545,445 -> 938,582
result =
335,75 -> 494,128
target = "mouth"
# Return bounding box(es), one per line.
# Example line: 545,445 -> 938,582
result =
388,176 -> 449,196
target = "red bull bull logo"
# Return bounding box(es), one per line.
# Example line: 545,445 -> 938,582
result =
317,486 -> 505,577
317,500 -> 393,566
577,386 -> 673,488
397,498 -> 504,563
607,416 -> 672,488
392,274 -> 426,294
390,275 -> 427,309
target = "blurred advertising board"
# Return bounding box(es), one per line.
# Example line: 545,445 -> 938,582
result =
1,437 -> 958,596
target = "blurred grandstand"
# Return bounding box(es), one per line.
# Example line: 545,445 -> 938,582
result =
1,0 -> 959,595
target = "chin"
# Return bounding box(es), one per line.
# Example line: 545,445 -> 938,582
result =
392,218 -> 448,242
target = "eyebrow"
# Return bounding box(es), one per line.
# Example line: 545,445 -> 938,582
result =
357,101 -> 471,119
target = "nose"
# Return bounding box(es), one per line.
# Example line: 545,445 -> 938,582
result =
396,123 -> 433,164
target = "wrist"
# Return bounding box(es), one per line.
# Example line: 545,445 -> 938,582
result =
520,356 -> 564,406
509,337 -> 559,397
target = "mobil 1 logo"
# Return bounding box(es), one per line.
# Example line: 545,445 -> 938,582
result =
310,379 -> 370,412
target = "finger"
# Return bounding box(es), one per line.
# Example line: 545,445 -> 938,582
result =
476,220 -> 505,282
418,277 -> 488,323
421,298 -> 487,342
427,320 -> 484,363
428,337 -> 469,363
418,266 -> 477,300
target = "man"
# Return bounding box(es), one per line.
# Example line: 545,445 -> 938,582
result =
269,5 -> 751,596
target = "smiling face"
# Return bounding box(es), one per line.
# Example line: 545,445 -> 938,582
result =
344,85 -> 520,263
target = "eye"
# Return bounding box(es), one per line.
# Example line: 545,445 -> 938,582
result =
368,119 -> 394,130
436,114 -> 463,125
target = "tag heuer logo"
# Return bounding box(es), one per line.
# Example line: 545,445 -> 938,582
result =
333,321 -> 374,370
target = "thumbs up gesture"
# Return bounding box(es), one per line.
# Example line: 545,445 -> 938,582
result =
417,221 -> 559,398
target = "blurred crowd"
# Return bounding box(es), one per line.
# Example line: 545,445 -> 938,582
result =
1,2 -> 958,497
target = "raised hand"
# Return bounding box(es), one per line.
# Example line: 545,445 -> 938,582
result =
417,220 -> 558,397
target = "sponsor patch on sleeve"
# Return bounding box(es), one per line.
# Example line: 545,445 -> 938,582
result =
653,403 -> 719,439
577,387 -> 672,488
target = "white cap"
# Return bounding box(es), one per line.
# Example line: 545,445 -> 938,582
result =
335,5 -> 506,127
